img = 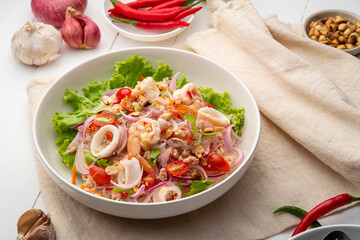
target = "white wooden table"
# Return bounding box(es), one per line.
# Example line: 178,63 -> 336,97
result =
1,0 -> 359,239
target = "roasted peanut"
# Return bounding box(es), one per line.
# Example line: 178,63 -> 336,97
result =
307,16 -> 360,50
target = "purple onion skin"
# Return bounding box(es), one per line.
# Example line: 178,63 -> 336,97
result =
31,0 -> 88,27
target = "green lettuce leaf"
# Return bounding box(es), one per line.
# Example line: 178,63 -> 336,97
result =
198,87 -> 245,135
187,180 -> 214,195
114,55 -> 155,88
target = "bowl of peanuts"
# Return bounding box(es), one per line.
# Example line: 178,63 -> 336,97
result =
303,9 -> 360,55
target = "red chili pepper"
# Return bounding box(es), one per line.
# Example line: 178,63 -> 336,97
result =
292,193 -> 360,236
114,1 -> 182,22
112,16 -> 189,29
110,0 -> 171,8
151,0 -> 189,10
186,90 -> 192,99
173,6 -> 202,21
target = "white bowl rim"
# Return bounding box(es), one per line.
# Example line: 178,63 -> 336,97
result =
302,9 -> 360,54
33,46 -> 261,207
102,0 -> 195,42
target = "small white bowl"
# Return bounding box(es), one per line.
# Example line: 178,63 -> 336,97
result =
33,47 -> 261,219
302,9 -> 360,55
102,0 -> 195,42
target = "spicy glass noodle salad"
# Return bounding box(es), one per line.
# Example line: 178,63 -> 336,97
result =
52,55 -> 245,203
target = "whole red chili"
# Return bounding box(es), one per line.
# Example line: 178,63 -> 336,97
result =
114,1 -> 183,22
110,0 -> 171,8
112,16 -> 190,29
173,6 -> 202,21
292,193 -> 360,236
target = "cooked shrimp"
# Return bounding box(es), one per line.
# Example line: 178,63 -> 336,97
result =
127,118 -> 161,155
196,107 -> 230,130
173,83 -> 203,105
132,77 -> 160,100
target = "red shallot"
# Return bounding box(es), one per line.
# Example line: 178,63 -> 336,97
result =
61,7 -> 101,49
31,0 -> 87,27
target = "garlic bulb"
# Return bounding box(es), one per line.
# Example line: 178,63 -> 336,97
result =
11,22 -> 62,66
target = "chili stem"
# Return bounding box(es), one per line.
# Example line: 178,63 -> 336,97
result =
273,206 -> 322,228
110,0 -> 118,7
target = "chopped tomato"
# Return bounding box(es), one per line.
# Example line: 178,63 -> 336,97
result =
186,91 -> 193,99
141,172 -> 156,188
88,122 -> 99,133
204,102 -> 215,108
116,87 -> 132,102
93,112 -> 116,127
140,76 -> 144,81
205,154 -> 230,172
89,165 -> 111,185
105,132 -> 113,141
166,160 -> 189,176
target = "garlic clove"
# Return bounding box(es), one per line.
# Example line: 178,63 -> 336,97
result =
17,209 -> 55,240
61,7 -> 101,49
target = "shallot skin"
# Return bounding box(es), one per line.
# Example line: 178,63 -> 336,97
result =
31,0 -> 88,27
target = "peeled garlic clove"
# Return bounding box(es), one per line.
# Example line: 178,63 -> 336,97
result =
11,22 -> 62,66
61,7 -> 101,49
17,209 -> 55,240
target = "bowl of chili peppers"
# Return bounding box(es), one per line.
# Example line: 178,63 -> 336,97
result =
103,0 -> 203,42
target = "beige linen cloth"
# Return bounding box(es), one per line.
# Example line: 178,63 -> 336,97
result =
27,0 -> 360,239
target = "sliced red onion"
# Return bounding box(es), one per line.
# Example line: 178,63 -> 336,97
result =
202,142 -> 214,158
75,143 -> 89,175
144,174 -> 172,195
142,107 -> 163,116
66,129 -> 82,152
158,147 -> 173,168
120,109 -> 153,122
102,88 -> 120,97
129,184 -> 145,198
223,124 -> 234,154
186,120 -> 196,140
116,123 -> 127,153
168,72 -> 180,91
173,165 -> 208,180
166,89 -> 173,100
81,115 -> 96,137
207,172 -> 226,178
232,147 -> 245,169
71,121 -> 84,130
112,101 -> 120,105
231,129 -> 243,141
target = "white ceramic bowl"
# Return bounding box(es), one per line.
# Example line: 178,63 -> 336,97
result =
33,47 -> 261,219
302,9 -> 360,55
102,0 -> 195,42
290,224 -> 360,240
